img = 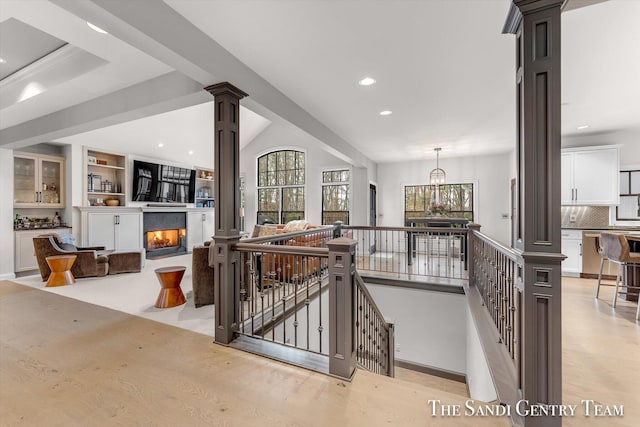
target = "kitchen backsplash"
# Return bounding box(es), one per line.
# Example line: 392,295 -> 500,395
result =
561,206 -> 609,228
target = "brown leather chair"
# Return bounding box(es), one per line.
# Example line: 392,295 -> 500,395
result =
33,235 -> 109,281
597,232 -> 640,320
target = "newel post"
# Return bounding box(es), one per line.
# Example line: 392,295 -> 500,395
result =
467,223 -> 481,287
327,237 -> 357,380
205,82 -> 248,345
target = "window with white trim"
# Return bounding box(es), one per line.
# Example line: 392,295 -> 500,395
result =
257,150 -> 305,223
322,169 -> 350,225
404,183 -> 474,221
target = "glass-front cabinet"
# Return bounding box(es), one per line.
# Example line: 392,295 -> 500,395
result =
14,152 -> 65,208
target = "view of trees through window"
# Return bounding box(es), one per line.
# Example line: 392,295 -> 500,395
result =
257,150 -> 305,223
405,183 -> 474,221
322,169 -> 350,224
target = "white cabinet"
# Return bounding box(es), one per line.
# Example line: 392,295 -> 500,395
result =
83,209 -> 142,250
561,229 -> 582,277
561,146 -> 619,205
14,152 -> 65,208
15,228 -> 71,272
187,210 -> 214,249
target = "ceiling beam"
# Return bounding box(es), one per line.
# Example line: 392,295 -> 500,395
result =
0,71 -> 209,149
50,0 -> 374,169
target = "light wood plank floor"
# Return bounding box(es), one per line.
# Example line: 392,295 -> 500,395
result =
393,367 -> 468,398
0,281 -> 505,427
2,277 -> 637,426
561,276 -> 639,427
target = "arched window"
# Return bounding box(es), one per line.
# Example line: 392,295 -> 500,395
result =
257,150 -> 305,223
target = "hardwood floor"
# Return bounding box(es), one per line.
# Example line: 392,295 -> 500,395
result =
561,276 -> 639,427
1,276 -> 637,426
0,281 -> 505,427
393,366 -> 468,398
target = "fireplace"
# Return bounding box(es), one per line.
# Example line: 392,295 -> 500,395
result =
143,212 -> 187,259
147,229 -> 185,250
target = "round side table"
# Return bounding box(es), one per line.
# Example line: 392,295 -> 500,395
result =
154,266 -> 187,308
45,255 -> 77,287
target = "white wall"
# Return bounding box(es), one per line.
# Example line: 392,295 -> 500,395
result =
465,305 -> 498,402
0,148 -> 15,279
65,144 -> 83,243
365,283 -> 468,374
240,122 -> 374,232
562,130 -> 640,167
377,152 -> 512,245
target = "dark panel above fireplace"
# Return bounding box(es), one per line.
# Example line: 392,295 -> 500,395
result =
143,212 -> 186,232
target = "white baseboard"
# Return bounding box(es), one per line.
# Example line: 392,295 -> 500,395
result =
0,273 -> 17,281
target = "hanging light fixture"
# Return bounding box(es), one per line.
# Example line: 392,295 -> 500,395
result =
430,147 -> 446,185
430,147 -> 445,204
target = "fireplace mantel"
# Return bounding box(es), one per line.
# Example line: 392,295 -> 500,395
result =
76,206 -> 213,213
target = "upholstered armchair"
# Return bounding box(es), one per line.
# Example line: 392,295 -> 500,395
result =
33,235 -> 109,281
192,241 -> 214,307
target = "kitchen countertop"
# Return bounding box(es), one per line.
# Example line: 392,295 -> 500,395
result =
562,226 -> 640,231
14,226 -> 71,232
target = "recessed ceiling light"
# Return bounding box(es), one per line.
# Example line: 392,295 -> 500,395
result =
158,143 -> 164,148
188,150 -> 194,155
577,125 -> 589,130
87,22 -> 108,34
18,82 -> 44,102
0,57 -> 6,64
358,77 -> 376,86
379,110 -> 392,116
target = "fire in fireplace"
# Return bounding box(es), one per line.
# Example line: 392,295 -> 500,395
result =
146,229 -> 186,251
142,212 -> 187,259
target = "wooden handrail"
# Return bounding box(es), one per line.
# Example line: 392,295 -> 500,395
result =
354,271 -> 390,333
471,228 -> 519,261
233,242 -> 329,258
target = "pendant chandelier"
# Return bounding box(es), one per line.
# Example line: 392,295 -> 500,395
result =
430,147 -> 445,186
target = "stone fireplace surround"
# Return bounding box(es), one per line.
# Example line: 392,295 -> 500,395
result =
143,212 -> 187,259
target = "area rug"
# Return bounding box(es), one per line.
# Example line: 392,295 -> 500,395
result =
10,254 -> 215,337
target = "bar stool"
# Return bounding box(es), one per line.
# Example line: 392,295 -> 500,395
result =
597,232 -> 640,320
595,235 -> 609,298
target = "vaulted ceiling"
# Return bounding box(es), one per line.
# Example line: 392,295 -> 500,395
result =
1,0 -> 638,166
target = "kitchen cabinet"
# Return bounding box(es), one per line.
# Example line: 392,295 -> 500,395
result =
15,228 -> 71,272
187,210 -> 214,249
81,209 -> 142,250
561,146 -> 619,205
14,152 -> 65,208
561,229 -> 582,277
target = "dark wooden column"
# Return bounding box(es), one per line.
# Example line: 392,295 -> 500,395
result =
204,82 -> 248,344
505,2 -> 564,425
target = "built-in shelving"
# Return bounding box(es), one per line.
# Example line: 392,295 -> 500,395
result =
194,167 -> 214,208
85,148 -> 128,207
